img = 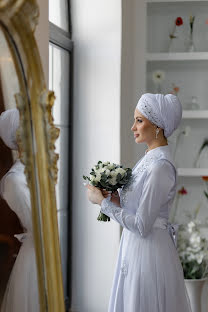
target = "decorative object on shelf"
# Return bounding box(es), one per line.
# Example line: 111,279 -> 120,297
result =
183,96 -> 200,110
190,96 -> 200,110
185,278 -> 207,312
186,15 -> 196,52
173,126 -> 191,161
170,186 -> 188,222
193,139 -> 208,168
202,176 -> 208,201
152,70 -> 165,93
176,203 -> 208,312
170,83 -> 180,96
168,17 -> 183,53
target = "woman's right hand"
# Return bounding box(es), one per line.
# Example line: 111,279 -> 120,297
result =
101,190 -> 121,207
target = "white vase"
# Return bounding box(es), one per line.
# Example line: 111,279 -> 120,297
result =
185,278 -> 208,312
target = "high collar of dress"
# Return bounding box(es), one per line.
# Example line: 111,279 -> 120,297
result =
145,145 -> 169,156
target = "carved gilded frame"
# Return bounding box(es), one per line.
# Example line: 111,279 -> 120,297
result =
0,0 -> 65,311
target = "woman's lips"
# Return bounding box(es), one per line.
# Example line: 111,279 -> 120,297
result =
134,134 -> 139,138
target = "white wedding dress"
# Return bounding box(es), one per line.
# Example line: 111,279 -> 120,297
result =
0,159 -> 39,312
100,145 -> 192,312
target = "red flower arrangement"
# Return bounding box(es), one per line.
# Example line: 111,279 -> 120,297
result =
176,17 -> 183,26
170,186 -> 188,222
178,186 -> 188,195
169,17 -> 183,39
202,177 -> 208,200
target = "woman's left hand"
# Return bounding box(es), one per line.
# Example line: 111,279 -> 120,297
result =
85,184 -> 104,205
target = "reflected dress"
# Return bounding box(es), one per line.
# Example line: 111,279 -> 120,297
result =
0,159 -> 39,312
100,145 -> 191,312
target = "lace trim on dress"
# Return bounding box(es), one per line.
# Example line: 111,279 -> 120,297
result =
101,196 -> 122,215
120,153 -> 162,206
120,259 -> 128,277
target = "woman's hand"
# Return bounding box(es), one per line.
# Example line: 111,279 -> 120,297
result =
102,190 -> 121,207
111,191 -> 120,207
85,184 -> 104,205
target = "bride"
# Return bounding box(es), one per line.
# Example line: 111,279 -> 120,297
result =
85,93 -> 192,312
0,109 -> 39,312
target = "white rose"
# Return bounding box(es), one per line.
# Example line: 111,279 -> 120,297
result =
99,167 -> 106,173
95,173 -> 101,182
115,167 -> 126,176
105,169 -> 110,176
107,163 -> 115,170
103,161 -> 110,165
110,171 -> 117,178
109,176 -> 117,186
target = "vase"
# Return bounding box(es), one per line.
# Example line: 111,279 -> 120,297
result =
185,278 -> 208,312
186,32 -> 195,52
194,145 -> 208,168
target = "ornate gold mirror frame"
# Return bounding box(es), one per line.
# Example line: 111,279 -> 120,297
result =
0,0 -> 65,311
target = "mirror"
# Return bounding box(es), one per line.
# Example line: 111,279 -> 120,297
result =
0,24 -> 31,309
0,1 -> 65,311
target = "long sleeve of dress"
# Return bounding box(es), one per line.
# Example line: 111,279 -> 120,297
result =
100,160 -> 176,237
1,173 -> 32,231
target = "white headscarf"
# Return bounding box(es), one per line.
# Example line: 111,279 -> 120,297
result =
136,93 -> 182,138
0,108 -> 20,150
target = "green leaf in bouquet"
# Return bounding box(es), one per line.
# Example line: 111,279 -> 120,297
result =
97,212 -> 110,222
90,171 -> 96,176
100,180 -> 108,188
119,180 -> 128,185
91,180 -> 98,186
97,160 -> 102,164
101,174 -> 107,181
116,173 -> 122,182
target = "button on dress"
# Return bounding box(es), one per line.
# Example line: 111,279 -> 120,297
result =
100,145 -> 192,312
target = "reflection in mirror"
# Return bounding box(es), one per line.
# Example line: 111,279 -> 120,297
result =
0,27 -> 39,311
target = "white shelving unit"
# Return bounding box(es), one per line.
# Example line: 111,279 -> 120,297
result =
147,0 -> 208,3
182,110 -> 208,118
146,0 -> 208,228
177,168 -> 208,176
146,52 -> 208,61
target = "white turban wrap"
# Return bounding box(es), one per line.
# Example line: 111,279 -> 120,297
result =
136,93 -> 182,138
0,108 -> 20,150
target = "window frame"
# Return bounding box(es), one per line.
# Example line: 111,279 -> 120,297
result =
49,1 -> 73,310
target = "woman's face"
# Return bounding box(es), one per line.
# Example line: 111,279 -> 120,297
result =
131,108 -> 157,144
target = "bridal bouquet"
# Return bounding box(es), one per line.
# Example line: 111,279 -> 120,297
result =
83,160 -> 132,221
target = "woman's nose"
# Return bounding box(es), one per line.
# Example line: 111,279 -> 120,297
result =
131,124 -> 136,131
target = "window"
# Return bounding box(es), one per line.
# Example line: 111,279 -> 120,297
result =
49,0 -> 72,309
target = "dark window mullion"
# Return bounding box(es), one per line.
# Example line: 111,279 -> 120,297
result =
49,22 -> 73,52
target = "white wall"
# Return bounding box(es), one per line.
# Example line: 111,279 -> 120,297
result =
121,0 -> 147,168
70,1 -> 121,311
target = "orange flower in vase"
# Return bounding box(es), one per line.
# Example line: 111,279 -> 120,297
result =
170,84 -> 180,96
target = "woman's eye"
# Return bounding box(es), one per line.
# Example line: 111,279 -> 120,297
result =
137,119 -> 142,123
